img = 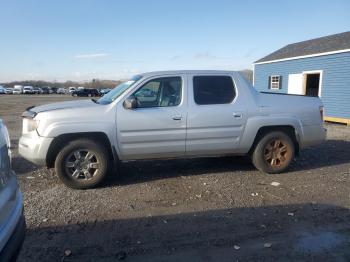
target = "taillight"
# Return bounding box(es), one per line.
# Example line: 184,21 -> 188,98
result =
320,106 -> 324,121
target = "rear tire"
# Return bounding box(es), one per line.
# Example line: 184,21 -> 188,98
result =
252,131 -> 295,174
55,139 -> 110,189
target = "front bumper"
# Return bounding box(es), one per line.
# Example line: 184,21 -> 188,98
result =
18,131 -> 53,166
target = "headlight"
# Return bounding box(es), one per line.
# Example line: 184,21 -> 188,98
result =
23,118 -> 39,134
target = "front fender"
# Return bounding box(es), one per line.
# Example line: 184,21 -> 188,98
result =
38,120 -> 120,160
38,120 -> 115,139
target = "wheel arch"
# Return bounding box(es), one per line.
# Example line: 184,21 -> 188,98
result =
248,125 -> 300,156
46,132 -> 115,168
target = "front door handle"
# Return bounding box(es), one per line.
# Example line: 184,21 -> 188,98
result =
172,116 -> 182,120
233,113 -> 243,118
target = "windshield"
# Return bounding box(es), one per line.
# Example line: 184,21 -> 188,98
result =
97,75 -> 143,104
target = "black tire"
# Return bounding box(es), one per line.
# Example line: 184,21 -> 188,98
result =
55,139 -> 110,189
252,131 -> 295,174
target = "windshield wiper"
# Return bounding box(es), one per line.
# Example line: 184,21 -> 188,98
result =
91,98 -> 99,104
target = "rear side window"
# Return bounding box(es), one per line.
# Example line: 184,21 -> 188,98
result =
193,76 -> 235,105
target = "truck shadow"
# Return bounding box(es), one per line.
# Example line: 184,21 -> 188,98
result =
18,203 -> 350,262
115,156 -> 253,186
110,139 -> 350,186
290,139 -> 350,172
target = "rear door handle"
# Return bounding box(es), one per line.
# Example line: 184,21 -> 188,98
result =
233,113 -> 243,118
172,116 -> 182,120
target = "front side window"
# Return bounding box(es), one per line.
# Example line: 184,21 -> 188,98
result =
270,75 -> 281,90
193,76 -> 236,105
133,77 -> 182,108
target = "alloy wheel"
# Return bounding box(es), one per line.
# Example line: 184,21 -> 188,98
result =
65,150 -> 100,180
263,139 -> 290,167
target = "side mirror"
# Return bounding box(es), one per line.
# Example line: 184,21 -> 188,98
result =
123,97 -> 139,109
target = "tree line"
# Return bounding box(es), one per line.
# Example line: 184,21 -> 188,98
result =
1,79 -> 122,89
1,70 -> 253,89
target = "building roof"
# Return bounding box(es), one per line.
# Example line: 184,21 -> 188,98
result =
255,31 -> 350,64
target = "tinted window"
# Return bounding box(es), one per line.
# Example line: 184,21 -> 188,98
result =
133,77 -> 182,108
193,76 -> 235,105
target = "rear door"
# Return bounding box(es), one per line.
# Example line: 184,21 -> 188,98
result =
116,75 -> 187,160
186,73 -> 247,155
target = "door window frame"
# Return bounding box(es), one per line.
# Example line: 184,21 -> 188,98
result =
124,75 -> 185,109
190,74 -> 239,107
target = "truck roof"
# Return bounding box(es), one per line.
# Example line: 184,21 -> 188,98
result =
140,70 -> 237,77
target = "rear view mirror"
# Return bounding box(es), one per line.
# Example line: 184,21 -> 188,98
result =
123,97 -> 139,109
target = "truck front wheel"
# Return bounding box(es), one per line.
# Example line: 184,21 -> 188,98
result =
252,131 -> 295,174
55,139 -> 109,189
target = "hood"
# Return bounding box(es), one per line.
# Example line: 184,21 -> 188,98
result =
30,99 -> 99,114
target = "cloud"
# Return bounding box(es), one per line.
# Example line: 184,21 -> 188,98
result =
194,52 -> 217,60
74,53 -> 110,59
26,72 -> 43,79
69,69 -> 142,81
243,48 -> 258,58
171,55 -> 182,60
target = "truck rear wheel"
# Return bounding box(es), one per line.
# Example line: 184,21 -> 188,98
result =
55,139 -> 109,189
252,131 -> 294,174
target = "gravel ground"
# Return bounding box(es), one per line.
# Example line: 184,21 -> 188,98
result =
1,95 -> 350,262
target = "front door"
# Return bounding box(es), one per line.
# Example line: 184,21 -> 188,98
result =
116,75 -> 187,160
186,74 -> 247,155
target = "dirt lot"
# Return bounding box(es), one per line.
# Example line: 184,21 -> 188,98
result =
1,95 -> 350,261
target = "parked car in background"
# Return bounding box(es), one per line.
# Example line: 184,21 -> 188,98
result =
12,85 -> 23,95
57,88 -> 67,94
51,87 -> 58,94
41,87 -> 52,94
100,88 -> 111,95
23,86 -> 34,94
71,88 -> 100,97
68,87 -> 76,94
5,88 -> 14,94
41,87 -> 48,94
18,70 -> 326,189
32,87 -> 43,94
0,86 -> 5,94
0,120 -> 26,261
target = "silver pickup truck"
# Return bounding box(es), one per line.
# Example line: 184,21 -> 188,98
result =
19,71 -> 326,189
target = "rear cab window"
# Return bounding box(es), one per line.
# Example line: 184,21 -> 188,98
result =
193,75 -> 236,105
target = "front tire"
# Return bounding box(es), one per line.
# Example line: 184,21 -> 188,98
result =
252,131 -> 295,174
55,139 -> 110,189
